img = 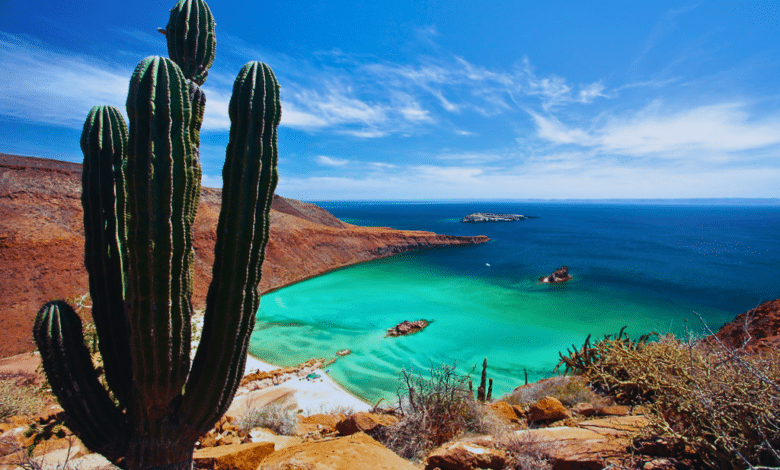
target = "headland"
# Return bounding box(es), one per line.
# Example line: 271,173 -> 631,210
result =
0,153 -> 489,358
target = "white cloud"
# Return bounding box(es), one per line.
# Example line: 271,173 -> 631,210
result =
201,173 -> 223,188
530,102 -> 780,160
528,112 -> 595,145
277,162 -> 780,200
317,155 -> 350,166
597,103 -> 780,155
0,33 -> 131,128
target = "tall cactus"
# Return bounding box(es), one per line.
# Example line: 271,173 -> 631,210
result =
33,1 -> 281,467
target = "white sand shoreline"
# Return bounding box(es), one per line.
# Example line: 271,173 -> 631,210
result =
236,353 -> 372,416
192,313 -> 371,416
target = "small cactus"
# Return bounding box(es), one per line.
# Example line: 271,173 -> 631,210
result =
476,357 -> 492,402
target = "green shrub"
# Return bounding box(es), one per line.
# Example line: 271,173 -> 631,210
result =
374,363 -> 497,460
236,404 -> 298,436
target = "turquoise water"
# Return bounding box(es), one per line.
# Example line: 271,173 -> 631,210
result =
248,202 -> 780,403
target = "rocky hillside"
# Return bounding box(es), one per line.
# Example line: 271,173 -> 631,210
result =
0,154 -> 489,357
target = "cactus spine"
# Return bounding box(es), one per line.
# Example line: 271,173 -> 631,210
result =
33,1 -> 280,468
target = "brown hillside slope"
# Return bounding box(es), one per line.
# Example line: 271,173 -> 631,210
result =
0,154 -> 489,357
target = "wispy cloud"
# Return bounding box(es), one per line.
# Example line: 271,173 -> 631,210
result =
317,155 -> 350,166
530,101 -> 780,159
0,32 -> 131,128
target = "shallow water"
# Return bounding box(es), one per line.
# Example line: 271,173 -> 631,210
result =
248,202 -> 780,403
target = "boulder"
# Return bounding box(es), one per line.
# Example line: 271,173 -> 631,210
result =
538,266 -> 572,283
194,442 -> 275,470
527,396 -> 571,422
258,432 -> 417,470
485,401 -> 522,425
425,440 -> 506,470
335,412 -> 399,436
570,403 -> 595,416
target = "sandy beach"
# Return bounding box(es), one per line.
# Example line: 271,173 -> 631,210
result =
189,313 -> 371,417
235,353 -> 372,416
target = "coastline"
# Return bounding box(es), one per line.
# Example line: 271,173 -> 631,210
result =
191,312 -> 372,415
240,353 -> 372,415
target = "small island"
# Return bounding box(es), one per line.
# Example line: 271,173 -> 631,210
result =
538,265 -> 572,283
461,212 -> 530,223
387,319 -> 429,337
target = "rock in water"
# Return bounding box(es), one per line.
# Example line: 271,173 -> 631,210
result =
387,320 -> 429,337
538,266 -> 572,283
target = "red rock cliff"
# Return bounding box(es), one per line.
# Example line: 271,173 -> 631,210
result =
0,154 -> 489,357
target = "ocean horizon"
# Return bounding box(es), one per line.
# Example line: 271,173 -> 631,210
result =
248,200 -> 780,404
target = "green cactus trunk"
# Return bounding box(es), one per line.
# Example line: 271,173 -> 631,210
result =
32,1 -> 281,465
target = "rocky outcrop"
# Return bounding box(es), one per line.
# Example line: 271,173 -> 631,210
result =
425,439 -> 507,470
193,442 -> 275,470
538,266 -> 572,283
712,298 -> 780,353
0,154 -> 489,357
387,320 -> 429,337
258,431 -> 418,470
335,412 -> 399,436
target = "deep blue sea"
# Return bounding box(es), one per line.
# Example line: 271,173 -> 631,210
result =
248,201 -> 780,404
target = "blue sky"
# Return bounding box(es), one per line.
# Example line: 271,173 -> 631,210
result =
1,1 -> 779,200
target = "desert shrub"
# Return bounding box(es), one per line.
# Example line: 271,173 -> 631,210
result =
374,362 -> 495,460
0,375 -> 48,420
502,375 -> 606,408
555,326 -> 658,403
499,432 -> 556,470
236,404 -> 298,436
559,329 -> 780,469
304,403 -> 356,417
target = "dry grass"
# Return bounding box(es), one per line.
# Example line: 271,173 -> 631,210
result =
0,373 -> 49,420
236,403 -> 299,436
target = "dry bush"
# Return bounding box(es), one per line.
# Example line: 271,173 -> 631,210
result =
236,403 -> 299,436
374,362 -> 494,460
0,434 -> 81,470
499,432 -> 556,470
0,374 -> 49,420
502,375 -> 607,408
559,327 -> 780,469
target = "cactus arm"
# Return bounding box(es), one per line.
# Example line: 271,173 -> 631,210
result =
165,0 -> 216,86
125,56 -> 195,416
33,301 -> 128,464
183,61 -> 280,433
80,105 -> 134,410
